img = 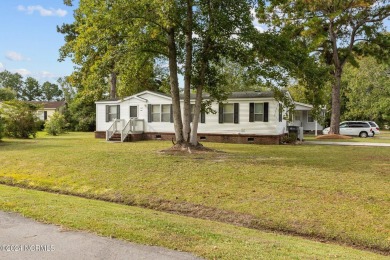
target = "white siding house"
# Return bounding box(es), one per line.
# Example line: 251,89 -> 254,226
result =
291,102 -> 324,133
95,91 -> 320,144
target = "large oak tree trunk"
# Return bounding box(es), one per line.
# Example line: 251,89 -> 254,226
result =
329,70 -> 342,134
183,0 -> 193,143
190,85 -> 203,145
190,0 -> 213,146
167,28 -> 184,144
328,22 -> 342,135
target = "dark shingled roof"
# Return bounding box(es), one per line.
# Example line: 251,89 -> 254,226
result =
27,101 -> 66,109
181,91 -> 283,99
97,90 -> 285,102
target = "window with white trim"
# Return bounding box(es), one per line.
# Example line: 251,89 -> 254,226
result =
161,104 -> 171,122
149,104 -> 171,122
106,105 -> 119,122
151,105 -> 161,122
223,104 -> 234,123
254,103 -> 264,122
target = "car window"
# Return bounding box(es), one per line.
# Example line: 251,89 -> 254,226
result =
349,122 -> 369,128
340,123 -> 348,128
369,122 -> 377,127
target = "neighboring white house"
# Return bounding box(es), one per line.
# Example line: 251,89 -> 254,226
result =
292,102 -> 324,133
0,101 -> 66,121
28,101 -> 66,121
95,90 -> 322,144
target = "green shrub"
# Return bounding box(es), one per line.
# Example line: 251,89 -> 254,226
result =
36,119 -> 45,131
0,100 -> 40,138
0,117 -> 4,140
0,87 -> 16,101
281,133 -> 298,144
44,112 -> 67,136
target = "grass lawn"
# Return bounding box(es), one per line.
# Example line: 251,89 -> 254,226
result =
0,132 -> 389,255
0,185 -> 388,260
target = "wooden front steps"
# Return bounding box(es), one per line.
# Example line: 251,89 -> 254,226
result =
108,133 -> 121,142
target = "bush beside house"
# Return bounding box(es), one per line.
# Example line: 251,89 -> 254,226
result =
0,100 -> 40,138
0,117 -> 4,140
44,111 -> 67,136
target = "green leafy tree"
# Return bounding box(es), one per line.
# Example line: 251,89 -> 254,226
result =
0,100 -> 40,138
258,0 -> 390,134
63,1 -> 316,147
42,81 -> 63,101
0,70 -> 23,99
61,0 -> 259,147
67,91 -> 97,132
188,0 -> 261,145
0,116 -> 4,140
57,77 -> 76,103
58,0 -> 162,99
44,111 -> 67,136
21,77 -> 42,101
0,87 -> 16,101
342,56 -> 390,125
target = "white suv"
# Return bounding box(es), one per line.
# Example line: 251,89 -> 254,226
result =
322,121 -> 374,138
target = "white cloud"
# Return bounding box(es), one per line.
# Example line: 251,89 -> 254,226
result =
251,8 -> 267,33
254,24 -> 266,33
13,69 -> 32,77
17,5 -> 67,17
0,62 -> 4,71
38,71 -> 57,79
5,51 -> 30,62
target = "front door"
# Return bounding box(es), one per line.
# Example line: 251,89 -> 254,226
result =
130,106 -> 138,118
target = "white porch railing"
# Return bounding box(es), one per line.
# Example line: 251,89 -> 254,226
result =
120,119 -> 144,142
130,119 -> 144,133
106,119 -> 124,141
106,119 -> 144,142
121,120 -> 131,142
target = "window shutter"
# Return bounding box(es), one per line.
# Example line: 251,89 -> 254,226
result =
44,111 -> 48,121
201,110 -> 205,123
170,104 -> 174,123
264,102 -> 269,122
105,105 -> 109,122
249,103 -> 254,122
279,103 -> 283,122
117,105 -> 120,119
148,104 -> 152,122
234,103 -> 239,124
218,103 -> 223,123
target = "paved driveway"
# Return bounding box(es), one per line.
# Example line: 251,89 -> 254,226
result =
0,211 -> 202,260
305,141 -> 390,147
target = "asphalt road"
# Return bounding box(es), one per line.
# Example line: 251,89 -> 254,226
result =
0,211 -> 202,260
